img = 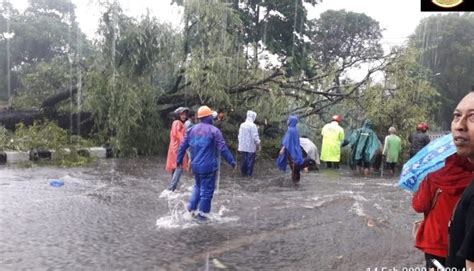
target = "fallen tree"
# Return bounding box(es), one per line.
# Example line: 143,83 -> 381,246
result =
0,87 -> 94,136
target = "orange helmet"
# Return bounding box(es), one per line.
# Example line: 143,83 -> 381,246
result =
197,106 -> 213,118
332,115 -> 342,122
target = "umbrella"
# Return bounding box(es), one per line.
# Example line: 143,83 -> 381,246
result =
399,133 -> 456,192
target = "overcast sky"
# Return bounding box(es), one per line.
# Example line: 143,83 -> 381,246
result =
11,0 -> 434,49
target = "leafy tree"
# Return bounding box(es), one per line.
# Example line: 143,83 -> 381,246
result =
85,3 -> 178,155
0,0 -> 91,108
361,47 -> 439,148
309,10 -> 383,72
409,13 -> 474,129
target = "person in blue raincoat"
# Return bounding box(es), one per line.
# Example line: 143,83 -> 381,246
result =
276,116 -> 309,182
176,105 -> 236,221
349,119 -> 381,176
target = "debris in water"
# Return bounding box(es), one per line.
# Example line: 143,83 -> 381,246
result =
367,219 -> 375,227
213,258 -> 227,269
336,255 -> 343,260
49,180 -> 64,187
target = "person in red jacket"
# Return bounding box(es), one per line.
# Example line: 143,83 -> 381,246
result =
412,153 -> 474,269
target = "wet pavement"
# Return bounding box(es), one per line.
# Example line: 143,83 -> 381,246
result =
0,158 -> 423,270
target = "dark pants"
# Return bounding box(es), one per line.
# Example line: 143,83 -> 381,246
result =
326,162 -> 340,169
239,151 -> 256,177
425,253 -> 445,269
386,162 -> 396,171
288,156 -> 315,182
188,172 -> 217,214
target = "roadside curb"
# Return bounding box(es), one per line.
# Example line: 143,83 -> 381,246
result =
0,147 -> 112,164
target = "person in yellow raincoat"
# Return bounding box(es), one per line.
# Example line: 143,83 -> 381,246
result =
320,115 -> 345,169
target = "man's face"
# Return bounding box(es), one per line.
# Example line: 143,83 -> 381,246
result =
451,92 -> 474,162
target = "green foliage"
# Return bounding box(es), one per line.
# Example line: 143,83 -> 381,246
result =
409,13 -> 474,128
9,121 -> 68,151
361,47 -> 439,149
0,0 -> 92,112
309,9 -> 383,70
0,121 -> 95,166
0,125 -> 10,151
0,0 -> 399,160
85,5 -> 171,156
12,56 -> 72,109
184,0 -> 243,105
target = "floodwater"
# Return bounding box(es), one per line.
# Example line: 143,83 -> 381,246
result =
0,158 -> 423,270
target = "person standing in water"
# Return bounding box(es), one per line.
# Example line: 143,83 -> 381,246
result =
176,105 -> 236,221
276,116 -> 308,182
237,110 -> 261,177
166,107 -> 189,191
320,115 -> 345,169
349,119 -> 380,177
382,127 -> 402,176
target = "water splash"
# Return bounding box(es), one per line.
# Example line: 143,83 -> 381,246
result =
155,194 -> 239,229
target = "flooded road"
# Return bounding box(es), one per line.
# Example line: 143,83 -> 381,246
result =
0,158 -> 423,270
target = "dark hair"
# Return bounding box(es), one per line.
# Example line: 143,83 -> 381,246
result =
188,111 -> 195,117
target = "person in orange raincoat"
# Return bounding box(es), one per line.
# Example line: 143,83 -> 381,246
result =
166,107 -> 189,173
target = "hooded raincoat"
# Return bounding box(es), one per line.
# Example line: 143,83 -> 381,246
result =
238,111 -> 260,176
238,111 -> 260,152
349,119 -> 381,164
166,119 -> 188,172
320,121 -> 345,162
276,116 -> 304,172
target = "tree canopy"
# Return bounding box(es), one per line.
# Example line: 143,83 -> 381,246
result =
408,13 -> 474,129
0,0 -> 447,157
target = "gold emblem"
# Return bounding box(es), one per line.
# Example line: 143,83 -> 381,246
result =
432,0 -> 463,8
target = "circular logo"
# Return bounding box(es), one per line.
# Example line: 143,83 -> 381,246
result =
432,0 -> 463,8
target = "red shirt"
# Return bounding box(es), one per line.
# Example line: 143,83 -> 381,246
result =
412,154 -> 474,257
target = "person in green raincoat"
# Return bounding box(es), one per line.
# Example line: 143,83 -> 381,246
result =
349,119 -> 381,176
320,115 -> 345,169
382,127 -> 402,176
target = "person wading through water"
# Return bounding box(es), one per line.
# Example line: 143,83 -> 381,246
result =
276,116 -> 313,182
349,119 -> 381,177
382,127 -> 402,176
176,105 -> 236,221
320,115 -> 345,169
166,107 -> 189,191
237,110 -> 261,177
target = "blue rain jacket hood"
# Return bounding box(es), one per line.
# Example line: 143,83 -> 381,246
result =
276,116 -> 304,171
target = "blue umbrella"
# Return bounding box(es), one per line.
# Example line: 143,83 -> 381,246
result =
399,133 -> 456,192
